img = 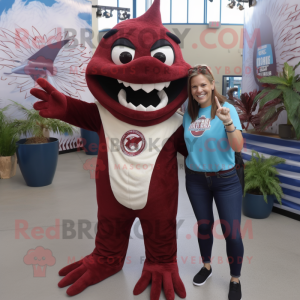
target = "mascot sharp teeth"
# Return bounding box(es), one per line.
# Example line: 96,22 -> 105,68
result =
31,0 -> 191,298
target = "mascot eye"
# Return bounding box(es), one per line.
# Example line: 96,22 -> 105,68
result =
150,46 -> 174,66
111,46 -> 135,65
153,52 -> 166,63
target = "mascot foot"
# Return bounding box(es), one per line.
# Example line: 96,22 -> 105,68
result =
133,260 -> 186,300
58,254 -> 123,296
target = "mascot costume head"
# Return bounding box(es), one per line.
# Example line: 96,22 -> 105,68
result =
87,0 -> 190,126
31,0 -> 191,299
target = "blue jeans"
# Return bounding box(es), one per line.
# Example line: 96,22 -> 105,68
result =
185,166 -> 244,278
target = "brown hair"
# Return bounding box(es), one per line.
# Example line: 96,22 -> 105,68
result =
187,64 -> 227,122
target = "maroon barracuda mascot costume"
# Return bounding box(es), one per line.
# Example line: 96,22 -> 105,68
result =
31,1 -> 191,299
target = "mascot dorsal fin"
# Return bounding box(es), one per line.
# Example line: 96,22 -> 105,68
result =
137,0 -> 161,25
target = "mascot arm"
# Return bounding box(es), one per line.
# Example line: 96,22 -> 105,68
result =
30,78 -> 101,132
174,125 -> 188,158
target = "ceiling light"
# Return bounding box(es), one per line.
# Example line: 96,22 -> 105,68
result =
228,1 -> 236,9
103,10 -> 109,18
96,8 -> 102,17
103,10 -> 113,18
118,11 -> 125,20
237,3 -> 244,10
118,11 -> 130,20
250,0 -> 257,6
93,5 -> 130,19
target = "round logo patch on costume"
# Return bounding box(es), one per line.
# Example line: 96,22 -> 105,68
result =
188,115 -> 211,137
121,130 -> 146,156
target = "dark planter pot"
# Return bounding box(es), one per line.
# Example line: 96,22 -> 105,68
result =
16,138 -> 59,187
80,128 -> 99,155
279,124 -> 295,139
242,193 -> 274,219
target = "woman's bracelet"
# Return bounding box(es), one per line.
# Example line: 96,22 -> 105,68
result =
225,126 -> 236,133
223,119 -> 233,126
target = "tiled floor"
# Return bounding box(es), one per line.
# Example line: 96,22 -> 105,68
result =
1,151 -> 299,300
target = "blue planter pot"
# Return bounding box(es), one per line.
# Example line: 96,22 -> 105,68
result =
80,128 -> 99,155
242,193 -> 275,219
16,138 -> 59,187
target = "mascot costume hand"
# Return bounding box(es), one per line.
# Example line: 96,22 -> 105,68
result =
31,0 -> 191,299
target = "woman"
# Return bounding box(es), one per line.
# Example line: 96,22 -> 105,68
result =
183,64 -> 244,300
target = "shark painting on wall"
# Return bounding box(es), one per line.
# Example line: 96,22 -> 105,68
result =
4,39 -> 70,86
0,0 -> 94,151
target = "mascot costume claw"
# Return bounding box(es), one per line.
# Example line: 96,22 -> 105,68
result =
31,0 -> 191,299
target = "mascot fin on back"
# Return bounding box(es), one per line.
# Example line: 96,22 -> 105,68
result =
31,0 -> 191,299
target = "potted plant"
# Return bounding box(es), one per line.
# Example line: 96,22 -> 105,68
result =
0,106 -> 19,179
228,89 -> 285,133
254,61 -> 300,139
243,150 -> 285,219
9,101 -> 78,187
80,128 -> 99,155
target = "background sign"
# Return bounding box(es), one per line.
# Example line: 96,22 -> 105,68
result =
242,0 -> 300,133
0,0 -> 94,151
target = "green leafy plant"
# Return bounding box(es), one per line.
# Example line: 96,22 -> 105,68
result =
9,100 -> 78,142
244,150 -> 285,205
0,106 -> 19,156
254,62 -> 300,138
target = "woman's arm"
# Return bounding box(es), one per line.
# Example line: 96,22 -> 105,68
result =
224,123 -> 244,152
215,96 -> 244,152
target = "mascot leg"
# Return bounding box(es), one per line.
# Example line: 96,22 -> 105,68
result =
133,215 -> 186,300
58,200 -> 136,296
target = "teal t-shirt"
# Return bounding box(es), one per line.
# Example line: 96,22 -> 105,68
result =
183,102 -> 242,172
